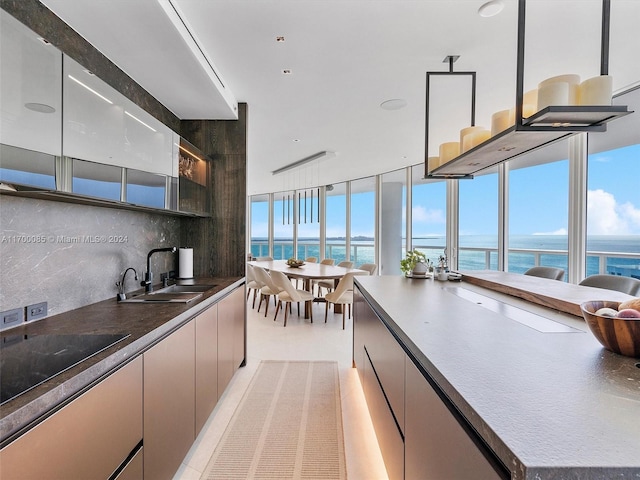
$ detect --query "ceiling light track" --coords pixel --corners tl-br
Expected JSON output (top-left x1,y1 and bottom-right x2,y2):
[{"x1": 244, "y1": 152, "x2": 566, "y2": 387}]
[{"x1": 271, "y1": 151, "x2": 335, "y2": 175}]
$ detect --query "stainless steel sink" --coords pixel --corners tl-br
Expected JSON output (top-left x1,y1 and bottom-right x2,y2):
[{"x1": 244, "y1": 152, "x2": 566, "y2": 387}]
[
  {"x1": 119, "y1": 284, "x2": 217, "y2": 303},
  {"x1": 154, "y1": 284, "x2": 213, "y2": 293}
]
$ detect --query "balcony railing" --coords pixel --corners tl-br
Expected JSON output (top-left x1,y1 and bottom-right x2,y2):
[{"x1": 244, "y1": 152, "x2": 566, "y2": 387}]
[{"x1": 251, "y1": 240, "x2": 639, "y2": 279}]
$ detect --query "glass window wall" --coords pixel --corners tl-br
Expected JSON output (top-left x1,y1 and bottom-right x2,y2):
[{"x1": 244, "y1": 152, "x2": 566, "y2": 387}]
[
  {"x1": 508, "y1": 142, "x2": 570, "y2": 276},
  {"x1": 411, "y1": 166, "x2": 446, "y2": 266},
  {"x1": 250, "y1": 194, "x2": 269, "y2": 259},
  {"x1": 350, "y1": 176, "x2": 376, "y2": 268},
  {"x1": 297, "y1": 188, "x2": 321, "y2": 261},
  {"x1": 325, "y1": 183, "x2": 347, "y2": 263},
  {"x1": 459, "y1": 171, "x2": 498, "y2": 270},
  {"x1": 587, "y1": 87, "x2": 640, "y2": 279},
  {"x1": 273, "y1": 190, "x2": 295, "y2": 260}
]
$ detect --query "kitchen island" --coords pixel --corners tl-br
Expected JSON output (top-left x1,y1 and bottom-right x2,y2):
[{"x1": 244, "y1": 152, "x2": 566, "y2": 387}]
[{"x1": 353, "y1": 274, "x2": 640, "y2": 480}]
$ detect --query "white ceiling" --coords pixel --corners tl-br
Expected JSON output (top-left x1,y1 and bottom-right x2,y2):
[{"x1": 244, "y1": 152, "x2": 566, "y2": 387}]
[{"x1": 39, "y1": 0, "x2": 640, "y2": 195}]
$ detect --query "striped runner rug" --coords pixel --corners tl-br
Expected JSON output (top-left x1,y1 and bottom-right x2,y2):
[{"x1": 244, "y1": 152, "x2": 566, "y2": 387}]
[{"x1": 200, "y1": 360, "x2": 347, "y2": 479}]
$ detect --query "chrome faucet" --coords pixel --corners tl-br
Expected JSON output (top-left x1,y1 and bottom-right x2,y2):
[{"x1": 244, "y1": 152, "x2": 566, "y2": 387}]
[
  {"x1": 141, "y1": 247, "x2": 177, "y2": 292},
  {"x1": 116, "y1": 267, "x2": 138, "y2": 301}
]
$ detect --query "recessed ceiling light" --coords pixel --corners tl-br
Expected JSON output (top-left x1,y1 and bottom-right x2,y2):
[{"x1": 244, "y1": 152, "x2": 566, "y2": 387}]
[
  {"x1": 380, "y1": 99, "x2": 407, "y2": 110},
  {"x1": 282, "y1": 69, "x2": 292, "y2": 75},
  {"x1": 276, "y1": 36, "x2": 285, "y2": 42},
  {"x1": 478, "y1": 0, "x2": 504, "y2": 18}
]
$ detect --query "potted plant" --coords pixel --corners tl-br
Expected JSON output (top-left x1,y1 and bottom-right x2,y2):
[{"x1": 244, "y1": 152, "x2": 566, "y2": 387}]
[{"x1": 400, "y1": 249, "x2": 429, "y2": 276}]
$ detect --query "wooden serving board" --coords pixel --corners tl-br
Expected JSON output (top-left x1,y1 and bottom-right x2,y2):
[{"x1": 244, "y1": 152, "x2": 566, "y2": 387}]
[{"x1": 459, "y1": 270, "x2": 635, "y2": 317}]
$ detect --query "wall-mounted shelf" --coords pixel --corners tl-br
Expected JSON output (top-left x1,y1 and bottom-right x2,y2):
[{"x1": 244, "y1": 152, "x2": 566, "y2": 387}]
[
  {"x1": 427, "y1": 105, "x2": 632, "y2": 178},
  {"x1": 0, "y1": 184, "x2": 208, "y2": 217}
]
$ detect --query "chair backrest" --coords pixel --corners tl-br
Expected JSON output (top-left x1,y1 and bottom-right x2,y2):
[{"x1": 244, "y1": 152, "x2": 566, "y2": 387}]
[
  {"x1": 255, "y1": 256, "x2": 273, "y2": 261},
  {"x1": 359, "y1": 263, "x2": 377, "y2": 275},
  {"x1": 320, "y1": 258, "x2": 335, "y2": 265},
  {"x1": 337, "y1": 261, "x2": 354, "y2": 268},
  {"x1": 330, "y1": 272, "x2": 357, "y2": 300},
  {"x1": 524, "y1": 266, "x2": 565, "y2": 281},
  {"x1": 246, "y1": 264, "x2": 256, "y2": 282},
  {"x1": 252, "y1": 266, "x2": 280, "y2": 293},
  {"x1": 305, "y1": 257, "x2": 318, "y2": 263},
  {"x1": 579, "y1": 274, "x2": 640, "y2": 296},
  {"x1": 269, "y1": 270, "x2": 304, "y2": 301}
]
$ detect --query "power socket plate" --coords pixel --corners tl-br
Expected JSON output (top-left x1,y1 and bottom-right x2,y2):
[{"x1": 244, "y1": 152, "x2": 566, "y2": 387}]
[
  {"x1": 1, "y1": 307, "x2": 24, "y2": 330},
  {"x1": 26, "y1": 302, "x2": 47, "y2": 322}
]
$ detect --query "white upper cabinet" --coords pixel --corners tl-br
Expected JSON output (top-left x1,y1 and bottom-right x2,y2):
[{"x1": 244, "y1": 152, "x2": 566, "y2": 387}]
[
  {"x1": 0, "y1": 10, "x2": 62, "y2": 157},
  {"x1": 63, "y1": 56, "x2": 175, "y2": 177}
]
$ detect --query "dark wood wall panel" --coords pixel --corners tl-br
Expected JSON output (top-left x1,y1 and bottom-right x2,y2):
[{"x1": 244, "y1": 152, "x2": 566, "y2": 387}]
[{"x1": 180, "y1": 104, "x2": 247, "y2": 278}]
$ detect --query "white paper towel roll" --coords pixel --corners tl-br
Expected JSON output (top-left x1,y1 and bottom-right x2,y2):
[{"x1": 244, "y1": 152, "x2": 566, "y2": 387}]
[{"x1": 179, "y1": 248, "x2": 194, "y2": 279}]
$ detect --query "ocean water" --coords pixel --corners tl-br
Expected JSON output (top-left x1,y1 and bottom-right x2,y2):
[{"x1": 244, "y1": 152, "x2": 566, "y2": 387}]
[{"x1": 251, "y1": 235, "x2": 639, "y2": 278}]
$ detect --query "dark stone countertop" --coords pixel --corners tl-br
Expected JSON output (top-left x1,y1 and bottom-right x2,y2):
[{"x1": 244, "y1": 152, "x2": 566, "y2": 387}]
[
  {"x1": 355, "y1": 275, "x2": 640, "y2": 480},
  {"x1": 0, "y1": 277, "x2": 244, "y2": 444}
]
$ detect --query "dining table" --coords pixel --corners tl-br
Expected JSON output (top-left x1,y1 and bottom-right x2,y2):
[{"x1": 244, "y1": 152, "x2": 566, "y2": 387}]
[{"x1": 248, "y1": 259, "x2": 368, "y2": 318}]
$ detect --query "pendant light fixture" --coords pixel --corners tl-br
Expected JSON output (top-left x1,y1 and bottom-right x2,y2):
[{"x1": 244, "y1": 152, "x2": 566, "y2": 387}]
[{"x1": 425, "y1": 0, "x2": 632, "y2": 179}]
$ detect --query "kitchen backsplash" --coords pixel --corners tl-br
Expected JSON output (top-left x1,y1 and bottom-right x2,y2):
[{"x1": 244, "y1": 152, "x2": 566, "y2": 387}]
[{"x1": 0, "y1": 196, "x2": 181, "y2": 317}]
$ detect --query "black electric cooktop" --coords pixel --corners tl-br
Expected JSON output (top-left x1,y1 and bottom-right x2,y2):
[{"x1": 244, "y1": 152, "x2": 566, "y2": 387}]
[{"x1": 0, "y1": 333, "x2": 129, "y2": 405}]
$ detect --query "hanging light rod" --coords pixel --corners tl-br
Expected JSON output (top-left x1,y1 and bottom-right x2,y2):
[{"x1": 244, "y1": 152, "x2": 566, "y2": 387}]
[{"x1": 271, "y1": 151, "x2": 336, "y2": 175}]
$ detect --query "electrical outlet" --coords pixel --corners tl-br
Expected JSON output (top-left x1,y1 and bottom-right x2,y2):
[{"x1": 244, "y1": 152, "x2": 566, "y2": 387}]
[
  {"x1": 1, "y1": 308, "x2": 24, "y2": 330},
  {"x1": 26, "y1": 302, "x2": 47, "y2": 322}
]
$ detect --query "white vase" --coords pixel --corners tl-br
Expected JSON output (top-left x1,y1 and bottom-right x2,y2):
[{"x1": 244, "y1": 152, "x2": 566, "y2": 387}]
[{"x1": 412, "y1": 262, "x2": 428, "y2": 277}]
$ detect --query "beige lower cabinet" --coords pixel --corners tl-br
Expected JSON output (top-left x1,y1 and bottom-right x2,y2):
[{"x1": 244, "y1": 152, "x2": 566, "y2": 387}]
[
  {"x1": 217, "y1": 287, "x2": 245, "y2": 398},
  {"x1": 196, "y1": 304, "x2": 218, "y2": 433},
  {"x1": 143, "y1": 321, "x2": 196, "y2": 480},
  {"x1": 0, "y1": 283, "x2": 246, "y2": 480},
  {"x1": 405, "y1": 358, "x2": 502, "y2": 479},
  {"x1": 0, "y1": 356, "x2": 143, "y2": 480}
]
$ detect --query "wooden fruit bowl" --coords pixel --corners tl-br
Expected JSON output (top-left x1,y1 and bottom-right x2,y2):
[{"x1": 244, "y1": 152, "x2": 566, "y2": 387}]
[
  {"x1": 580, "y1": 300, "x2": 640, "y2": 358},
  {"x1": 286, "y1": 259, "x2": 305, "y2": 268}
]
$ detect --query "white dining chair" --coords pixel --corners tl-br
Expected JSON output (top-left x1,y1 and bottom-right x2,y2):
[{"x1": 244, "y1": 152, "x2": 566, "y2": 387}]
[
  {"x1": 324, "y1": 272, "x2": 357, "y2": 329},
  {"x1": 253, "y1": 266, "x2": 282, "y2": 318},
  {"x1": 315, "y1": 260, "x2": 353, "y2": 296},
  {"x1": 358, "y1": 263, "x2": 377, "y2": 276},
  {"x1": 270, "y1": 270, "x2": 315, "y2": 326},
  {"x1": 246, "y1": 264, "x2": 262, "y2": 309}
]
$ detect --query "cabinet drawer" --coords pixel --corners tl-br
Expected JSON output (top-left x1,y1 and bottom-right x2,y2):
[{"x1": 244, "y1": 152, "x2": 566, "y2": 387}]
[
  {"x1": 405, "y1": 358, "x2": 503, "y2": 480},
  {"x1": 363, "y1": 351, "x2": 404, "y2": 480},
  {"x1": 0, "y1": 356, "x2": 143, "y2": 480},
  {"x1": 355, "y1": 288, "x2": 405, "y2": 433}
]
